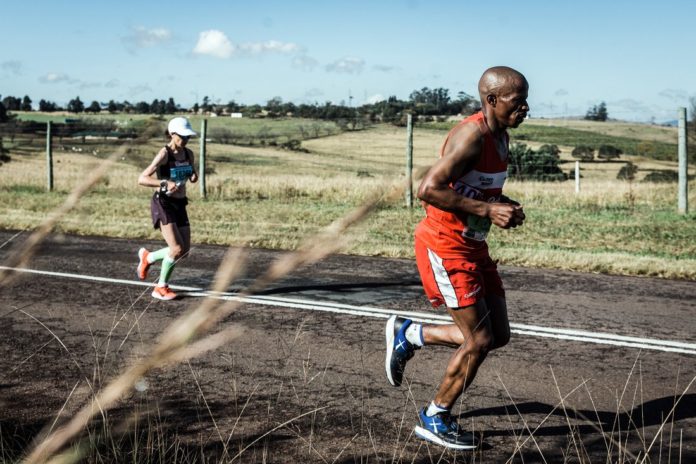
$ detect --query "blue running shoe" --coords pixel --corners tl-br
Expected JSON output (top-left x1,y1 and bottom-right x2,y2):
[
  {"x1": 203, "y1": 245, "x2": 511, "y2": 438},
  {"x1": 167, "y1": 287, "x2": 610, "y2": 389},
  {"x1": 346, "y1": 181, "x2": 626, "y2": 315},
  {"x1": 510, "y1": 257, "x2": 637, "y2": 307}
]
[
  {"x1": 385, "y1": 315, "x2": 419, "y2": 387},
  {"x1": 414, "y1": 408, "x2": 478, "y2": 450}
]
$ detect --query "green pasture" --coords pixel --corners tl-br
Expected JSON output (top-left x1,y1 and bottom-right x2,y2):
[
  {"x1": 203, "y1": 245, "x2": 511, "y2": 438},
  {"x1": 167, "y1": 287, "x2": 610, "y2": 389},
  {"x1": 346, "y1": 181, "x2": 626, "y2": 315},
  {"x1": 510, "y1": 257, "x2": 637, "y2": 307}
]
[
  {"x1": 420, "y1": 119, "x2": 691, "y2": 162},
  {"x1": 0, "y1": 117, "x2": 695, "y2": 279}
]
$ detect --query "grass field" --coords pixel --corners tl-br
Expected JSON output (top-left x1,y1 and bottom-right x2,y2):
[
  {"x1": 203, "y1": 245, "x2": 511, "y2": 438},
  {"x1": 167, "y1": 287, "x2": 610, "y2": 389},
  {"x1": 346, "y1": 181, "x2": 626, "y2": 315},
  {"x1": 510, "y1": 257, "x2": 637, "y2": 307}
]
[{"x1": 1, "y1": 117, "x2": 695, "y2": 279}]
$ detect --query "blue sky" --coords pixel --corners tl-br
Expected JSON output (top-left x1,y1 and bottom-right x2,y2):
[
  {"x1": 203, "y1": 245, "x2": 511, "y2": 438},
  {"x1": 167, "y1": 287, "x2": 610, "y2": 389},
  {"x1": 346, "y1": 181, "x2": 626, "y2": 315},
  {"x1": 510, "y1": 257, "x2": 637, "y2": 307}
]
[{"x1": 1, "y1": 0, "x2": 693, "y2": 122}]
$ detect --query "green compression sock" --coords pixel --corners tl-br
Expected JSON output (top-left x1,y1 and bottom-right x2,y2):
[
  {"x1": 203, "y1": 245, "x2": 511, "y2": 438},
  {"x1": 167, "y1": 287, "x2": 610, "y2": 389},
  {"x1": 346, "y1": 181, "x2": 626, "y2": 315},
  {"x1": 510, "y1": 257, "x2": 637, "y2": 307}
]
[
  {"x1": 148, "y1": 247, "x2": 170, "y2": 263},
  {"x1": 158, "y1": 255, "x2": 176, "y2": 286}
]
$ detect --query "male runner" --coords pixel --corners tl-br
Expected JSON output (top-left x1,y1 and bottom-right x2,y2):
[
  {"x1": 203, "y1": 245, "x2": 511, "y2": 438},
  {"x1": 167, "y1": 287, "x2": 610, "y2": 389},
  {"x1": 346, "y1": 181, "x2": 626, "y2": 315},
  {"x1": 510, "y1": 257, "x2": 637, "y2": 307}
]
[{"x1": 385, "y1": 66, "x2": 528, "y2": 449}]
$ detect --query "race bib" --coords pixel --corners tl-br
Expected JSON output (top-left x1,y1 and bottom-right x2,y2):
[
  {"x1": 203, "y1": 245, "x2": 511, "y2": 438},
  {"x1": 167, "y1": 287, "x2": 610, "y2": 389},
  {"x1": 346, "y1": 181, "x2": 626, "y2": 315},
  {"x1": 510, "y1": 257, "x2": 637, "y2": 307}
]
[
  {"x1": 463, "y1": 215, "x2": 491, "y2": 241},
  {"x1": 169, "y1": 165, "x2": 193, "y2": 183}
]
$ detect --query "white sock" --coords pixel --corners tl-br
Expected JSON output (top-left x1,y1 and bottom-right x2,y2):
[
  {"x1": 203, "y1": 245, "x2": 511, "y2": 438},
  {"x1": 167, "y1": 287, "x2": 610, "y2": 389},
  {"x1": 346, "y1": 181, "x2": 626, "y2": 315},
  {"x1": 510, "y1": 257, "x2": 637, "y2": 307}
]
[
  {"x1": 426, "y1": 401, "x2": 449, "y2": 417},
  {"x1": 405, "y1": 323, "x2": 424, "y2": 347}
]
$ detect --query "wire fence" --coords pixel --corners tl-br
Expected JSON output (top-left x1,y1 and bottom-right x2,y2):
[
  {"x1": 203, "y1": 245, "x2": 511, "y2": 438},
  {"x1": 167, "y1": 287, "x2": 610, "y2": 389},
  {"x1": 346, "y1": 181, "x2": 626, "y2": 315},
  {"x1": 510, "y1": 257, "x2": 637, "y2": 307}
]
[{"x1": 0, "y1": 116, "x2": 693, "y2": 193}]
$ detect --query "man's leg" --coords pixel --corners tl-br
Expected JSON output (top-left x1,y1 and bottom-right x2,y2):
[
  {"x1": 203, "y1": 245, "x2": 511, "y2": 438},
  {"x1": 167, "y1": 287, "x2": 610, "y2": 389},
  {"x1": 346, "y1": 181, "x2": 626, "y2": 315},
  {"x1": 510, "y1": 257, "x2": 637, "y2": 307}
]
[
  {"x1": 409, "y1": 300, "x2": 491, "y2": 449},
  {"x1": 485, "y1": 294, "x2": 510, "y2": 350},
  {"x1": 429, "y1": 299, "x2": 493, "y2": 408}
]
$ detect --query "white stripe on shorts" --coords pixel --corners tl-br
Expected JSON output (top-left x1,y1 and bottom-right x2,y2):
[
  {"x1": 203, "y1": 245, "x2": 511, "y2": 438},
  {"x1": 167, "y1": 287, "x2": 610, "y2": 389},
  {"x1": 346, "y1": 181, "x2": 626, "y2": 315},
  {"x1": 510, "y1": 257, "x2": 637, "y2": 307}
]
[{"x1": 427, "y1": 248, "x2": 459, "y2": 308}]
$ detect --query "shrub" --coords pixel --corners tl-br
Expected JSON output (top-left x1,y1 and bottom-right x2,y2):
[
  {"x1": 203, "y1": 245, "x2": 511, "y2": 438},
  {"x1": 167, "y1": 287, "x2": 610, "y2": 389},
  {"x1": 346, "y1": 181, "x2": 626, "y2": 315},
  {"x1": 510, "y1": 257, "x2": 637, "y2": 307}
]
[
  {"x1": 0, "y1": 137, "x2": 9, "y2": 165},
  {"x1": 617, "y1": 162, "x2": 638, "y2": 180},
  {"x1": 598, "y1": 144, "x2": 622, "y2": 161},
  {"x1": 572, "y1": 145, "x2": 595, "y2": 161},
  {"x1": 643, "y1": 170, "x2": 679, "y2": 183},
  {"x1": 537, "y1": 144, "x2": 561, "y2": 158},
  {"x1": 508, "y1": 143, "x2": 567, "y2": 181}
]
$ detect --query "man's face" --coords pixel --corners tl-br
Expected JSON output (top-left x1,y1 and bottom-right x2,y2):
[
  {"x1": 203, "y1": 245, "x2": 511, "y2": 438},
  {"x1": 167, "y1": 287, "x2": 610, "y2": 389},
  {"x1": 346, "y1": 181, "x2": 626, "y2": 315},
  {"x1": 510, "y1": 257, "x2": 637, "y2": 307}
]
[{"x1": 495, "y1": 83, "x2": 529, "y2": 128}]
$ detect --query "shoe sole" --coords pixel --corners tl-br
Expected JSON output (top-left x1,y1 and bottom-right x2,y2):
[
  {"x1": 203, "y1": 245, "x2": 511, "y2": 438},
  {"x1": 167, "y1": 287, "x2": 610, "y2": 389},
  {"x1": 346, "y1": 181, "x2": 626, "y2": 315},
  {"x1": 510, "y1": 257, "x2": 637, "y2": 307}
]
[
  {"x1": 137, "y1": 248, "x2": 148, "y2": 281},
  {"x1": 414, "y1": 425, "x2": 478, "y2": 450},
  {"x1": 151, "y1": 290, "x2": 176, "y2": 301},
  {"x1": 385, "y1": 315, "x2": 397, "y2": 386}
]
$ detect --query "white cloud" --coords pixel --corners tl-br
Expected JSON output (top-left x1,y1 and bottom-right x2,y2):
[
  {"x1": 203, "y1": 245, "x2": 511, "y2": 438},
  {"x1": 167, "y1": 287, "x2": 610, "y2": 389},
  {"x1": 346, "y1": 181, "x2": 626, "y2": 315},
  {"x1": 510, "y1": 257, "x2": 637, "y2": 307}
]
[
  {"x1": 122, "y1": 26, "x2": 172, "y2": 51},
  {"x1": 39, "y1": 73, "x2": 77, "y2": 84},
  {"x1": 105, "y1": 79, "x2": 119, "y2": 88},
  {"x1": 658, "y1": 88, "x2": 688, "y2": 102},
  {"x1": 554, "y1": 88, "x2": 568, "y2": 97},
  {"x1": 365, "y1": 94, "x2": 386, "y2": 104},
  {"x1": 79, "y1": 81, "x2": 102, "y2": 90},
  {"x1": 193, "y1": 30, "x2": 299, "y2": 59},
  {"x1": 193, "y1": 30, "x2": 235, "y2": 58},
  {"x1": 303, "y1": 88, "x2": 324, "y2": 100},
  {"x1": 292, "y1": 53, "x2": 318, "y2": 71},
  {"x1": 1, "y1": 60, "x2": 22, "y2": 75},
  {"x1": 239, "y1": 40, "x2": 298, "y2": 54},
  {"x1": 129, "y1": 84, "x2": 153, "y2": 97},
  {"x1": 325, "y1": 57, "x2": 365, "y2": 74},
  {"x1": 372, "y1": 64, "x2": 396, "y2": 73}
]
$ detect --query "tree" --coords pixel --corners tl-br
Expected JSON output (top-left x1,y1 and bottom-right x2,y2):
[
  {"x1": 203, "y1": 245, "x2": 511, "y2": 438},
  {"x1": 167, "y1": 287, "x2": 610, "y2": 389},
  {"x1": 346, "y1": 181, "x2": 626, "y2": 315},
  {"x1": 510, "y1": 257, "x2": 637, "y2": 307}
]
[
  {"x1": 690, "y1": 96, "x2": 696, "y2": 125},
  {"x1": 266, "y1": 96, "x2": 283, "y2": 117},
  {"x1": 201, "y1": 96, "x2": 211, "y2": 112},
  {"x1": 2, "y1": 96, "x2": 21, "y2": 111},
  {"x1": 86, "y1": 101, "x2": 101, "y2": 113},
  {"x1": 150, "y1": 99, "x2": 165, "y2": 115},
  {"x1": 135, "y1": 101, "x2": 150, "y2": 114},
  {"x1": 585, "y1": 101, "x2": 608, "y2": 121},
  {"x1": 67, "y1": 96, "x2": 85, "y2": 113},
  {"x1": 0, "y1": 98, "x2": 7, "y2": 122},
  {"x1": 572, "y1": 145, "x2": 595, "y2": 161},
  {"x1": 107, "y1": 100, "x2": 118, "y2": 113},
  {"x1": 598, "y1": 144, "x2": 622, "y2": 161},
  {"x1": 165, "y1": 97, "x2": 177, "y2": 114},
  {"x1": 39, "y1": 99, "x2": 58, "y2": 112},
  {"x1": 21, "y1": 95, "x2": 32, "y2": 111},
  {"x1": 225, "y1": 100, "x2": 240, "y2": 114}
]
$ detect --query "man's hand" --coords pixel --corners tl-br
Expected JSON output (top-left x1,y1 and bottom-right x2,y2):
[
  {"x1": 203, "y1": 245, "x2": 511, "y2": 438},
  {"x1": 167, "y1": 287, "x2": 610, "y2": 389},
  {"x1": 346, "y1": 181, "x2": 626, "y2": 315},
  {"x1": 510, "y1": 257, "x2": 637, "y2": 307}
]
[{"x1": 488, "y1": 203, "x2": 525, "y2": 229}]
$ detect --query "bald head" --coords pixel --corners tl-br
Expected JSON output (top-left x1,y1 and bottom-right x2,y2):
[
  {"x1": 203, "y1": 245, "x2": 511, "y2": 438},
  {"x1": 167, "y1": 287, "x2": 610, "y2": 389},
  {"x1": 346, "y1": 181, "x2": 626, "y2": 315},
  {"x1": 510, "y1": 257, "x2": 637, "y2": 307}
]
[{"x1": 478, "y1": 66, "x2": 528, "y2": 105}]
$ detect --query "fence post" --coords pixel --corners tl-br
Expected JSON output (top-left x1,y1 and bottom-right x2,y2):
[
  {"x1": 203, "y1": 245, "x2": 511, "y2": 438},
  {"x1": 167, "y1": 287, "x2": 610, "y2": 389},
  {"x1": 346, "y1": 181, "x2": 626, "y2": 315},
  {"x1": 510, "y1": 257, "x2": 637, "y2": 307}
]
[
  {"x1": 575, "y1": 160, "x2": 580, "y2": 194},
  {"x1": 46, "y1": 121, "x2": 53, "y2": 192},
  {"x1": 405, "y1": 113, "x2": 413, "y2": 208},
  {"x1": 678, "y1": 107, "x2": 688, "y2": 214},
  {"x1": 199, "y1": 119, "x2": 207, "y2": 199}
]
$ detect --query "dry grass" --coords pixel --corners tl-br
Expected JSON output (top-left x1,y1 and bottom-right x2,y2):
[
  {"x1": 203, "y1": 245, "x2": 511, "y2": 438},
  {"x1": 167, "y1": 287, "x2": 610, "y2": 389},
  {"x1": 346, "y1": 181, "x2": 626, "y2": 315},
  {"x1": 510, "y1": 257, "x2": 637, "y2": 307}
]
[
  {"x1": 5, "y1": 145, "x2": 415, "y2": 462},
  {"x1": 523, "y1": 118, "x2": 678, "y2": 144},
  {"x1": 1, "y1": 125, "x2": 695, "y2": 280}
]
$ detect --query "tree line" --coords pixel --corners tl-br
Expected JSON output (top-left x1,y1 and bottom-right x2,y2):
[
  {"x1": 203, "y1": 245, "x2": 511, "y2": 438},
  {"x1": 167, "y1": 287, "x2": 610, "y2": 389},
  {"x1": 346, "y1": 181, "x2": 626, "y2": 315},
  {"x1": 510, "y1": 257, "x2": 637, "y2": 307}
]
[{"x1": 0, "y1": 88, "x2": 480, "y2": 123}]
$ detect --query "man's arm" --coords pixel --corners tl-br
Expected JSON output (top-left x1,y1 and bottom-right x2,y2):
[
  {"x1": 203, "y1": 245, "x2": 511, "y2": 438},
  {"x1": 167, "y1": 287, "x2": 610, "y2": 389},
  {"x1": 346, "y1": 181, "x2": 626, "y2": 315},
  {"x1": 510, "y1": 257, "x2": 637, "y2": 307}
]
[{"x1": 417, "y1": 123, "x2": 523, "y2": 229}]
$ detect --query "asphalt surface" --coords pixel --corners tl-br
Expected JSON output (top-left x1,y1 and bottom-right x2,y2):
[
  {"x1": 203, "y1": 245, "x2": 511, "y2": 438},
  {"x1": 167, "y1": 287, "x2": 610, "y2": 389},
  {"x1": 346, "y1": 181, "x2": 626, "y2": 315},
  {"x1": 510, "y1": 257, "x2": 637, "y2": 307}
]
[{"x1": 1, "y1": 230, "x2": 694, "y2": 463}]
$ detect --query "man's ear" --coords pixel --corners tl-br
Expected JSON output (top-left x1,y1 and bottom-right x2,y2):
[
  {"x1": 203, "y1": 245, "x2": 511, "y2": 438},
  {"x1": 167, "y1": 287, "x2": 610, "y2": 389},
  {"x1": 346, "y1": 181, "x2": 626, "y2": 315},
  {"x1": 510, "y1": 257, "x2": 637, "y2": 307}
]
[{"x1": 486, "y1": 94, "x2": 497, "y2": 107}]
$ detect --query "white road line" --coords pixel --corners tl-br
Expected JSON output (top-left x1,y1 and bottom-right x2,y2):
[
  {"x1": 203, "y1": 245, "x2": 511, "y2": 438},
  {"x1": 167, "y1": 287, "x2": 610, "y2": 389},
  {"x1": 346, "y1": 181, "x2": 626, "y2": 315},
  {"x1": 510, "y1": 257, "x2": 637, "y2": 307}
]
[{"x1": 2, "y1": 265, "x2": 695, "y2": 355}]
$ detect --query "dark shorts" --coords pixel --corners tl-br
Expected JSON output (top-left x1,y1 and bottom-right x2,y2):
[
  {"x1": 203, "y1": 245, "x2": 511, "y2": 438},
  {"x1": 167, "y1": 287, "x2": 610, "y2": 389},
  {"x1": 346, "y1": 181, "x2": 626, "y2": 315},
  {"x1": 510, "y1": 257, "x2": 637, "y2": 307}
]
[{"x1": 150, "y1": 192, "x2": 189, "y2": 229}]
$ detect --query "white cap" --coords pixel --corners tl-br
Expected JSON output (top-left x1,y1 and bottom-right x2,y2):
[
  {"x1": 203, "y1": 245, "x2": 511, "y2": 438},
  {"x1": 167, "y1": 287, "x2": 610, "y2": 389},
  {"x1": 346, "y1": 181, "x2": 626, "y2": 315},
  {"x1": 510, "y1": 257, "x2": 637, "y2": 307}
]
[{"x1": 167, "y1": 117, "x2": 197, "y2": 137}]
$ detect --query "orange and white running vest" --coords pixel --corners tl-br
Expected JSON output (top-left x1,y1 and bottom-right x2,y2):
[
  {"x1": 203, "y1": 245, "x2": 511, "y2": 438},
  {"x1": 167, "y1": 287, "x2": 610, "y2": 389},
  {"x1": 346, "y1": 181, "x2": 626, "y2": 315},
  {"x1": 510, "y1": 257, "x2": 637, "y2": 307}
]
[{"x1": 415, "y1": 112, "x2": 509, "y2": 258}]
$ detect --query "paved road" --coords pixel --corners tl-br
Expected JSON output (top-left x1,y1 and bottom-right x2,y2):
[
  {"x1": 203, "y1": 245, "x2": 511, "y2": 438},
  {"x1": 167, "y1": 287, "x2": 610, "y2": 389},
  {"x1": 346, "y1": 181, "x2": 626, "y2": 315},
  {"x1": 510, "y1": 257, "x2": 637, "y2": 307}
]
[{"x1": 1, "y1": 231, "x2": 694, "y2": 463}]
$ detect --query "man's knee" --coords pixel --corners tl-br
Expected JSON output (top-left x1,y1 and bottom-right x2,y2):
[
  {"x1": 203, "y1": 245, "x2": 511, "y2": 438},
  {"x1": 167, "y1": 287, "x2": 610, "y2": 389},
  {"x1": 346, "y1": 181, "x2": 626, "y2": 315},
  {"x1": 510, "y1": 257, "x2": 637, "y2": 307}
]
[
  {"x1": 492, "y1": 328, "x2": 511, "y2": 350},
  {"x1": 448, "y1": 335, "x2": 492, "y2": 375}
]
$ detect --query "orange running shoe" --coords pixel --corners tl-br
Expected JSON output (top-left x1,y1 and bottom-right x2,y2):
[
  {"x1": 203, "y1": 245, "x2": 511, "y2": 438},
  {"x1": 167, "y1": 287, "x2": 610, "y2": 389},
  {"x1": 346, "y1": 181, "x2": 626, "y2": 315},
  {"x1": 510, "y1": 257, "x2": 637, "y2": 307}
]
[
  {"x1": 137, "y1": 248, "x2": 151, "y2": 280},
  {"x1": 152, "y1": 285, "x2": 177, "y2": 301}
]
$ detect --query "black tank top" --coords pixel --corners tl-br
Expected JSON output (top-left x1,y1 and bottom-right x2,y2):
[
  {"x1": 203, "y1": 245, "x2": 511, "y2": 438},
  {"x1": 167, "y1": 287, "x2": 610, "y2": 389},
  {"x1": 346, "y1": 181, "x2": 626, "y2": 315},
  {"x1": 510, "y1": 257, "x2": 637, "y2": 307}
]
[{"x1": 156, "y1": 146, "x2": 193, "y2": 181}]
